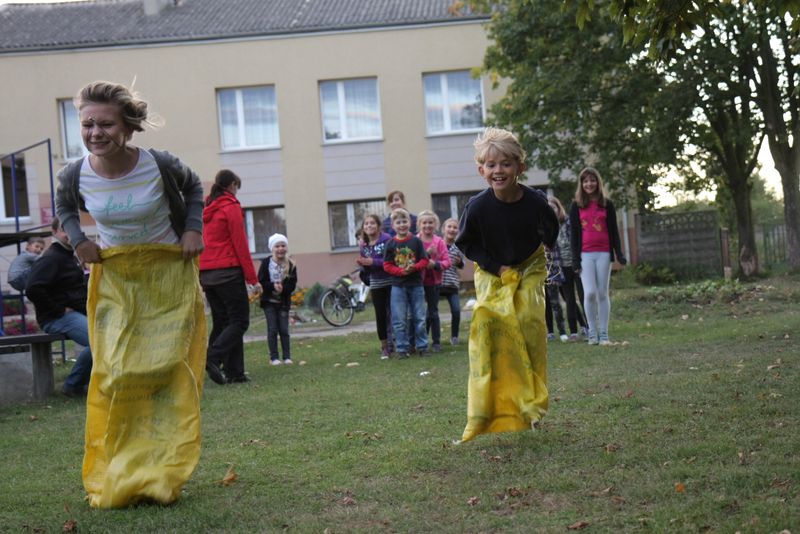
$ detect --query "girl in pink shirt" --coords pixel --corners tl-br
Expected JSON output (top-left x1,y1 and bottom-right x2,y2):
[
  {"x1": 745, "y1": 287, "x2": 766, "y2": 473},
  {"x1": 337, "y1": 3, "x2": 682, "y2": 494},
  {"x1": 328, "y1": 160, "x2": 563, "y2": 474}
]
[
  {"x1": 568, "y1": 167, "x2": 627, "y2": 345},
  {"x1": 417, "y1": 210, "x2": 451, "y2": 352}
]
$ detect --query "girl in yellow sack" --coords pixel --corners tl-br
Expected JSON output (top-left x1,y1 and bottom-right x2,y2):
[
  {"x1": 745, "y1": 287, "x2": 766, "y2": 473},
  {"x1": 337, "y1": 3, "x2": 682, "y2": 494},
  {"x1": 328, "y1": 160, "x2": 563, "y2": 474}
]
[
  {"x1": 56, "y1": 81, "x2": 207, "y2": 507},
  {"x1": 455, "y1": 127, "x2": 560, "y2": 443}
]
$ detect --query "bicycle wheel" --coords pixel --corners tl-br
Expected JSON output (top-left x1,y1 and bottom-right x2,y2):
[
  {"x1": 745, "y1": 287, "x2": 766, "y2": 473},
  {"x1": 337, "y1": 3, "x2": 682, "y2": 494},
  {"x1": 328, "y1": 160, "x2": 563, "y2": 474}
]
[{"x1": 319, "y1": 289, "x2": 355, "y2": 327}]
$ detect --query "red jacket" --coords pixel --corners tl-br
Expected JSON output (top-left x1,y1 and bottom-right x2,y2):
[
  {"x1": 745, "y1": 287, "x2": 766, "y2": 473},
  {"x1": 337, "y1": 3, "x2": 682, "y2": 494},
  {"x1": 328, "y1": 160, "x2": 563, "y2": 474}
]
[{"x1": 199, "y1": 192, "x2": 257, "y2": 285}]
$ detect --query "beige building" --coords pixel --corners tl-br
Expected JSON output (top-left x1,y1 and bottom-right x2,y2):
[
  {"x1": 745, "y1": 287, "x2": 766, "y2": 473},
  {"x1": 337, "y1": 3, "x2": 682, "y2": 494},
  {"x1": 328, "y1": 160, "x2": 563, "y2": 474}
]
[{"x1": 0, "y1": 0, "x2": 549, "y2": 288}]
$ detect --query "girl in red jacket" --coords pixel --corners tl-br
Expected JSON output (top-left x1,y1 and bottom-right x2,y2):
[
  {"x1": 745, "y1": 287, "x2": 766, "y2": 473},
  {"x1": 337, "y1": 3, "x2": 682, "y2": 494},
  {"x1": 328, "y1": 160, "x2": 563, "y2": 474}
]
[{"x1": 199, "y1": 170, "x2": 261, "y2": 384}]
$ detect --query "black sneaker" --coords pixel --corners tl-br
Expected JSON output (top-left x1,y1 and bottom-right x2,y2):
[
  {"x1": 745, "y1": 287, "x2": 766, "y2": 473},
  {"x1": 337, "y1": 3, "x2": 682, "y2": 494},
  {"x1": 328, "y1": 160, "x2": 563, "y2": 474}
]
[
  {"x1": 418, "y1": 348, "x2": 430, "y2": 357},
  {"x1": 227, "y1": 375, "x2": 251, "y2": 384},
  {"x1": 61, "y1": 385, "x2": 87, "y2": 398},
  {"x1": 205, "y1": 361, "x2": 226, "y2": 385},
  {"x1": 396, "y1": 352, "x2": 409, "y2": 359},
  {"x1": 431, "y1": 344, "x2": 442, "y2": 353}
]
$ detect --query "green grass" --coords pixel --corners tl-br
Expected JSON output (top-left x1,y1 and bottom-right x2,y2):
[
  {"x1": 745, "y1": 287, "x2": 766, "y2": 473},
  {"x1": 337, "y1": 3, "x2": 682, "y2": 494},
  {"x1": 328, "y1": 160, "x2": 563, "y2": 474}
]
[{"x1": 1, "y1": 274, "x2": 798, "y2": 533}]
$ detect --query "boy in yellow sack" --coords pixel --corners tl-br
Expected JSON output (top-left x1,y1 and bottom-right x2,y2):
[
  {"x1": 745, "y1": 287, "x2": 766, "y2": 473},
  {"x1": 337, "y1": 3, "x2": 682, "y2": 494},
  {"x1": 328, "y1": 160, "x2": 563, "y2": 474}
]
[{"x1": 455, "y1": 127, "x2": 559, "y2": 443}]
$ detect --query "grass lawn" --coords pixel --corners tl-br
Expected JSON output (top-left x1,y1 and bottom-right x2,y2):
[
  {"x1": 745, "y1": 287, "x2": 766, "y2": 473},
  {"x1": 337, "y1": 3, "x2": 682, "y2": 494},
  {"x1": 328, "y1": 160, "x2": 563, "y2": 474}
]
[{"x1": 1, "y1": 273, "x2": 798, "y2": 533}]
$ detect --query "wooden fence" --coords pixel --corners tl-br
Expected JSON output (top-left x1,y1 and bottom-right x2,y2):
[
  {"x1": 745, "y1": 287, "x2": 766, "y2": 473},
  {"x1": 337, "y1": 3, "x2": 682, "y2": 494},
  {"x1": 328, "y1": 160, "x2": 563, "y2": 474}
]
[{"x1": 635, "y1": 210, "x2": 723, "y2": 278}]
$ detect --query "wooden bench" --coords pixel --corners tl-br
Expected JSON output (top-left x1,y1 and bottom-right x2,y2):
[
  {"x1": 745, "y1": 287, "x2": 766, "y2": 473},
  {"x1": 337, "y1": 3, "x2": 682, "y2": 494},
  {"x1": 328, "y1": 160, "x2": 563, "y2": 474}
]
[{"x1": 0, "y1": 333, "x2": 67, "y2": 400}]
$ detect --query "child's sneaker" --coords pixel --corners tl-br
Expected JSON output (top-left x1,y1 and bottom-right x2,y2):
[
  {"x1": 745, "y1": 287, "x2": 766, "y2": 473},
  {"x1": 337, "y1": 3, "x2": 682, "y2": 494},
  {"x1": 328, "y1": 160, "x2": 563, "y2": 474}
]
[
  {"x1": 450, "y1": 337, "x2": 459, "y2": 346},
  {"x1": 381, "y1": 346, "x2": 391, "y2": 360},
  {"x1": 581, "y1": 327, "x2": 590, "y2": 338},
  {"x1": 546, "y1": 333, "x2": 555, "y2": 341},
  {"x1": 598, "y1": 340, "x2": 612, "y2": 346},
  {"x1": 270, "y1": 359, "x2": 282, "y2": 366},
  {"x1": 396, "y1": 352, "x2": 409, "y2": 359},
  {"x1": 559, "y1": 334, "x2": 568, "y2": 342},
  {"x1": 598, "y1": 333, "x2": 610, "y2": 346},
  {"x1": 283, "y1": 358, "x2": 294, "y2": 364},
  {"x1": 418, "y1": 348, "x2": 430, "y2": 357},
  {"x1": 569, "y1": 333, "x2": 579, "y2": 341},
  {"x1": 431, "y1": 344, "x2": 441, "y2": 353}
]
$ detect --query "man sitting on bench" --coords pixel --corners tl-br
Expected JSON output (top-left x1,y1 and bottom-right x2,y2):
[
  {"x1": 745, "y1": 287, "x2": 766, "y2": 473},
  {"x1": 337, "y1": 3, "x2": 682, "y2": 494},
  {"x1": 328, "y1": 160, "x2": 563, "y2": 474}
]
[{"x1": 26, "y1": 217, "x2": 92, "y2": 397}]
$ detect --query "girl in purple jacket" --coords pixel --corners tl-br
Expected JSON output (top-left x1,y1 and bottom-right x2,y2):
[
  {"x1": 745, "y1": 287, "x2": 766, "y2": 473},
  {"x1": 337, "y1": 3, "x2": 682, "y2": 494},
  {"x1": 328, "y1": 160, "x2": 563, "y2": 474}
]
[{"x1": 356, "y1": 214, "x2": 394, "y2": 359}]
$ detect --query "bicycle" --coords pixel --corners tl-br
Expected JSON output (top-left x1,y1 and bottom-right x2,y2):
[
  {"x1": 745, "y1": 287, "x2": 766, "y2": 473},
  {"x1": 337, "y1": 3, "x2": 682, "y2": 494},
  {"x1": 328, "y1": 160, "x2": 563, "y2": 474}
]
[{"x1": 319, "y1": 269, "x2": 370, "y2": 327}]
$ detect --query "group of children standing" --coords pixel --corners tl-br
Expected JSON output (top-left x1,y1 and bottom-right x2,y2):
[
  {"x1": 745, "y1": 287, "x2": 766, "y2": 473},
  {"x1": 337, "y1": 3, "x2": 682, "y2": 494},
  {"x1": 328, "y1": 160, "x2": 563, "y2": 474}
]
[{"x1": 358, "y1": 192, "x2": 466, "y2": 360}]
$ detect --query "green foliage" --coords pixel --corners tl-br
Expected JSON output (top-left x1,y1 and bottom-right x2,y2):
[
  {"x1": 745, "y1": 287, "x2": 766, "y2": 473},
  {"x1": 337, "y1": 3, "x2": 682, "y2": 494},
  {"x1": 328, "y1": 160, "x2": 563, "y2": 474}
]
[
  {"x1": 633, "y1": 262, "x2": 677, "y2": 285},
  {"x1": 648, "y1": 278, "x2": 745, "y2": 304},
  {"x1": 303, "y1": 282, "x2": 326, "y2": 311}
]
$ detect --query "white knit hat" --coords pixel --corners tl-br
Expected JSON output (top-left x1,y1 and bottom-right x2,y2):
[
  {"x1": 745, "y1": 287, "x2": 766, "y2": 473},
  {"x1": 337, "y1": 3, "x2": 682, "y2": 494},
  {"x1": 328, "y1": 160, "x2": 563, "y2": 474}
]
[{"x1": 268, "y1": 233, "x2": 288, "y2": 251}]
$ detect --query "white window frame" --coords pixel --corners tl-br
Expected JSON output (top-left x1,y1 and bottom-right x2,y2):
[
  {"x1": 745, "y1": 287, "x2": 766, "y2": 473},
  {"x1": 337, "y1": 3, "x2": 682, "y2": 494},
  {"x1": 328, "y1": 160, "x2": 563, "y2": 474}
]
[
  {"x1": 216, "y1": 86, "x2": 280, "y2": 152},
  {"x1": 0, "y1": 154, "x2": 31, "y2": 222},
  {"x1": 319, "y1": 78, "x2": 383, "y2": 144},
  {"x1": 423, "y1": 70, "x2": 485, "y2": 136},
  {"x1": 328, "y1": 198, "x2": 385, "y2": 249},
  {"x1": 59, "y1": 98, "x2": 88, "y2": 161},
  {"x1": 244, "y1": 206, "x2": 287, "y2": 256}
]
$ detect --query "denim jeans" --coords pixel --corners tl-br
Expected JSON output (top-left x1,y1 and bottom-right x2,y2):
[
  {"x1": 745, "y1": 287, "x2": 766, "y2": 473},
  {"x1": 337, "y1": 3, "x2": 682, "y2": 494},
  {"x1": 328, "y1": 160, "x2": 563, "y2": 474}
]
[
  {"x1": 263, "y1": 304, "x2": 291, "y2": 360},
  {"x1": 42, "y1": 311, "x2": 92, "y2": 391},
  {"x1": 204, "y1": 275, "x2": 250, "y2": 379},
  {"x1": 424, "y1": 285, "x2": 441, "y2": 346},
  {"x1": 442, "y1": 291, "x2": 460, "y2": 339},
  {"x1": 391, "y1": 285, "x2": 427, "y2": 353}
]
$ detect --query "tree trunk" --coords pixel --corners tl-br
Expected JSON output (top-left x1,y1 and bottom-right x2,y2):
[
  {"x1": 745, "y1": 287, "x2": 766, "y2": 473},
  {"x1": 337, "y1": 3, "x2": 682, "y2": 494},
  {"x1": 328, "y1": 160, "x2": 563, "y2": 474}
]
[
  {"x1": 729, "y1": 181, "x2": 759, "y2": 277},
  {"x1": 766, "y1": 140, "x2": 800, "y2": 271}
]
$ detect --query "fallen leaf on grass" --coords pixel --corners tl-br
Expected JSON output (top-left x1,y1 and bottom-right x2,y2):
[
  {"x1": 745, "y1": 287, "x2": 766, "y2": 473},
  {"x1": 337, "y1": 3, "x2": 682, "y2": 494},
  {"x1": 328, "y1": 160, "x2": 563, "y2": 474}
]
[
  {"x1": 62, "y1": 520, "x2": 77, "y2": 532},
  {"x1": 767, "y1": 364, "x2": 780, "y2": 371},
  {"x1": 589, "y1": 486, "x2": 614, "y2": 497},
  {"x1": 220, "y1": 465, "x2": 238, "y2": 486},
  {"x1": 604, "y1": 443, "x2": 621, "y2": 453},
  {"x1": 29, "y1": 415, "x2": 38, "y2": 422},
  {"x1": 340, "y1": 496, "x2": 356, "y2": 506},
  {"x1": 346, "y1": 362, "x2": 360, "y2": 367},
  {"x1": 681, "y1": 314, "x2": 689, "y2": 320},
  {"x1": 567, "y1": 520, "x2": 589, "y2": 530},
  {"x1": 624, "y1": 390, "x2": 635, "y2": 398},
  {"x1": 467, "y1": 496, "x2": 480, "y2": 506},
  {"x1": 674, "y1": 482, "x2": 686, "y2": 493},
  {"x1": 738, "y1": 451, "x2": 747, "y2": 465}
]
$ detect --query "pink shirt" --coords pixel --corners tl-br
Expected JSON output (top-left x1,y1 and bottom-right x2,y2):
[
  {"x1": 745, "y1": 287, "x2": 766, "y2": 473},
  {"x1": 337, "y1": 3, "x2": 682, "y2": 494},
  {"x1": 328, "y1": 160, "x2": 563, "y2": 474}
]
[
  {"x1": 417, "y1": 234, "x2": 451, "y2": 286},
  {"x1": 579, "y1": 201, "x2": 610, "y2": 253}
]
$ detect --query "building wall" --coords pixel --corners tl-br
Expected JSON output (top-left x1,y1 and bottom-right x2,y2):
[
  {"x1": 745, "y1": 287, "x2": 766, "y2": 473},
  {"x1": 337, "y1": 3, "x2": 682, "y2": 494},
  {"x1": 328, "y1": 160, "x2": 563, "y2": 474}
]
[{"x1": 0, "y1": 21, "x2": 545, "y2": 288}]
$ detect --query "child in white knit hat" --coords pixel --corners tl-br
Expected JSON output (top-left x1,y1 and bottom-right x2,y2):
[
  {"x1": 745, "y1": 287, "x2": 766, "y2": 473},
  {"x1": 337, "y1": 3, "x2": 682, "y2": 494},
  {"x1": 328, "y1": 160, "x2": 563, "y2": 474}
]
[{"x1": 257, "y1": 233, "x2": 297, "y2": 365}]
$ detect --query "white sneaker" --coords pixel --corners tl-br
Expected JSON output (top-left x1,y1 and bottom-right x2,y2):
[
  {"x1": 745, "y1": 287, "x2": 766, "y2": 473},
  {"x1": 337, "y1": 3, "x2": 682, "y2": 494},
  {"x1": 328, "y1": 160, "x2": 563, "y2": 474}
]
[
  {"x1": 270, "y1": 359, "x2": 282, "y2": 366},
  {"x1": 559, "y1": 334, "x2": 568, "y2": 342},
  {"x1": 283, "y1": 358, "x2": 293, "y2": 365},
  {"x1": 598, "y1": 340, "x2": 611, "y2": 346}
]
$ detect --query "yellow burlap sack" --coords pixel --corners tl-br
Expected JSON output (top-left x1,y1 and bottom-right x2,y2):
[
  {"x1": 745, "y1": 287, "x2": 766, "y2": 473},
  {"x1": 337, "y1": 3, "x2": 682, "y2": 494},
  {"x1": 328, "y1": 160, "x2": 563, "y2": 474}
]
[
  {"x1": 83, "y1": 244, "x2": 207, "y2": 508},
  {"x1": 461, "y1": 246, "x2": 549, "y2": 443}
]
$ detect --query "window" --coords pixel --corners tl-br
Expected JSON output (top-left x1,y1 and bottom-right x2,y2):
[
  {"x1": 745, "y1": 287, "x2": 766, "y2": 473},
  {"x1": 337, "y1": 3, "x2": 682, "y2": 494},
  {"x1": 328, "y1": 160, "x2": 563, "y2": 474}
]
[
  {"x1": 245, "y1": 206, "x2": 286, "y2": 254},
  {"x1": 1, "y1": 154, "x2": 30, "y2": 219},
  {"x1": 217, "y1": 86, "x2": 280, "y2": 150},
  {"x1": 319, "y1": 78, "x2": 382, "y2": 142},
  {"x1": 423, "y1": 71, "x2": 484, "y2": 134},
  {"x1": 432, "y1": 191, "x2": 480, "y2": 225},
  {"x1": 59, "y1": 99, "x2": 87, "y2": 160},
  {"x1": 328, "y1": 198, "x2": 385, "y2": 249}
]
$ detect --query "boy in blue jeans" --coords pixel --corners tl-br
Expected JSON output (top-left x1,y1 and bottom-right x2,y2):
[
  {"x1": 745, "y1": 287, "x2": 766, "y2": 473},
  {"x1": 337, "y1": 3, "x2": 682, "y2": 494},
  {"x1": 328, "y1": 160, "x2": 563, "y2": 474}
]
[{"x1": 383, "y1": 208, "x2": 429, "y2": 358}]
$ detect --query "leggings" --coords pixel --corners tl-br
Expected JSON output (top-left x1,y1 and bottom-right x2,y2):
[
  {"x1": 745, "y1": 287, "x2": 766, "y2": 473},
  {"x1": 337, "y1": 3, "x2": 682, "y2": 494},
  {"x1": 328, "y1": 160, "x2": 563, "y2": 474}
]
[
  {"x1": 580, "y1": 252, "x2": 612, "y2": 339},
  {"x1": 370, "y1": 285, "x2": 391, "y2": 342},
  {"x1": 545, "y1": 285, "x2": 566, "y2": 335},
  {"x1": 559, "y1": 266, "x2": 587, "y2": 334},
  {"x1": 440, "y1": 289, "x2": 460, "y2": 338},
  {"x1": 424, "y1": 285, "x2": 441, "y2": 346}
]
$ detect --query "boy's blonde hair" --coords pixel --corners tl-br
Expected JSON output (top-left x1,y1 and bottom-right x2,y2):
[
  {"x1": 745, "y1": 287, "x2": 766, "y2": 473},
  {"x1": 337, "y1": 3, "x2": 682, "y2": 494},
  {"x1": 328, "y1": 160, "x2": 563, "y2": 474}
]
[
  {"x1": 390, "y1": 208, "x2": 410, "y2": 222},
  {"x1": 416, "y1": 209, "x2": 440, "y2": 230},
  {"x1": 474, "y1": 127, "x2": 526, "y2": 165}
]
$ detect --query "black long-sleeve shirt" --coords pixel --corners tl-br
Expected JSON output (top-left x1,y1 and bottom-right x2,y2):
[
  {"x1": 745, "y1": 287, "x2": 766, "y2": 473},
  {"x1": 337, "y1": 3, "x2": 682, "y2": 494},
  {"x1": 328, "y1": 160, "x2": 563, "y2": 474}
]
[
  {"x1": 26, "y1": 241, "x2": 87, "y2": 327},
  {"x1": 455, "y1": 186, "x2": 559, "y2": 276}
]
